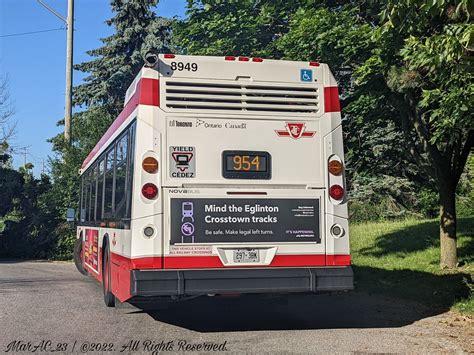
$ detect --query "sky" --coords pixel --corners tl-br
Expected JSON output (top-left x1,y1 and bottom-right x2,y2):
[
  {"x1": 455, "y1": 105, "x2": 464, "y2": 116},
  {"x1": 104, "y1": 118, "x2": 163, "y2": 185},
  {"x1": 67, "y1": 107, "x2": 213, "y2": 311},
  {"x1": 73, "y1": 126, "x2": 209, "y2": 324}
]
[{"x1": 0, "y1": 0, "x2": 187, "y2": 175}]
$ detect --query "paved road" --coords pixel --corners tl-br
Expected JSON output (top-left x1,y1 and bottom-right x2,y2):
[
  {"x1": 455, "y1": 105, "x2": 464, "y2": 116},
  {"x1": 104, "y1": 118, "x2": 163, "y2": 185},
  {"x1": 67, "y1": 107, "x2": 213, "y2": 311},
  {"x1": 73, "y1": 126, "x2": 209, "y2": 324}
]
[{"x1": 0, "y1": 261, "x2": 471, "y2": 354}]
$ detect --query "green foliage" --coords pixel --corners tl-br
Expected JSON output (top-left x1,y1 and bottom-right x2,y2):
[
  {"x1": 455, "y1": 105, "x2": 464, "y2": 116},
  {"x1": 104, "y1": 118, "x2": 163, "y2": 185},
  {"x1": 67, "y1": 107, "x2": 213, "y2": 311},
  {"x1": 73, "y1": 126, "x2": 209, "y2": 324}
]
[
  {"x1": 277, "y1": 5, "x2": 374, "y2": 86},
  {"x1": 52, "y1": 226, "x2": 76, "y2": 260},
  {"x1": 457, "y1": 153, "x2": 474, "y2": 217},
  {"x1": 174, "y1": 0, "x2": 309, "y2": 57},
  {"x1": 453, "y1": 277, "x2": 474, "y2": 314},
  {"x1": 417, "y1": 188, "x2": 440, "y2": 218},
  {"x1": 74, "y1": 0, "x2": 173, "y2": 117},
  {"x1": 50, "y1": 0, "x2": 174, "y2": 224},
  {"x1": 349, "y1": 174, "x2": 421, "y2": 222},
  {"x1": 0, "y1": 0, "x2": 174, "y2": 260},
  {"x1": 0, "y1": 166, "x2": 61, "y2": 259},
  {"x1": 3, "y1": 0, "x2": 471, "y2": 261},
  {"x1": 358, "y1": 0, "x2": 473, "y2": 173},
  {"x1": 48, "y1": 106, "x2": 114, "y2": 214},
  {"x1": 274, "y1": 2, "x2": 437, "y2": 218}
]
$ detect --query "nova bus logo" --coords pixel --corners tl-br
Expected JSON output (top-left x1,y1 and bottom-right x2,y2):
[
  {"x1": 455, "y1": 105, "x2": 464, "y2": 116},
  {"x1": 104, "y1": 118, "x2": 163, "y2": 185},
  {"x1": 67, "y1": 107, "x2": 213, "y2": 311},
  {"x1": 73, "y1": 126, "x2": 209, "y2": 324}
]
[{"x1": 275, "y1": 122, "x2": 316, "y2": 139}]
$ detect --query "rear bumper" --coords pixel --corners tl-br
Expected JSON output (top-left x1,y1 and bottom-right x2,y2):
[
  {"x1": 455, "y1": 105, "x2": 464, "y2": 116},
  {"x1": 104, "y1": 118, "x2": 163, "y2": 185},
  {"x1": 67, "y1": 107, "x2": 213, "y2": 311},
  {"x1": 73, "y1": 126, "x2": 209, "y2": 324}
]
[{"x1": 131, "y1": 267, "x2": 353, "y2": 297}]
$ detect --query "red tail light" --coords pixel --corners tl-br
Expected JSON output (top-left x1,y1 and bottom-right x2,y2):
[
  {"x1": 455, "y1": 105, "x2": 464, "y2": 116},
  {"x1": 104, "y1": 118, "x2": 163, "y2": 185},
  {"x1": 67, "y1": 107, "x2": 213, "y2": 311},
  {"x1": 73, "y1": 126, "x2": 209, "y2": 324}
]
[
  {"x1": 309, "y1": 61, "x2": 320, "y2": 66},
  {"x1": 164, "y1": 54, "x2": 175, "y2": 59},
  {"x1": 142, "y1": 183, "x2": 158, "y2": 199},
  {"x1": 252, "y1": 57, "x2": 263, "y2": 62},
  {"x1": 329, "y1": 185, "x2": 344, "y2": 200},
  {"x1": 324, "y1": 87, "x2": 341, "y2": 113},
  {"x1": 225, "y1": 56, "x2": 236, "y2": 61},
  {"x1": 238, "y1": 57, "x2": 250, "y2": 61}
]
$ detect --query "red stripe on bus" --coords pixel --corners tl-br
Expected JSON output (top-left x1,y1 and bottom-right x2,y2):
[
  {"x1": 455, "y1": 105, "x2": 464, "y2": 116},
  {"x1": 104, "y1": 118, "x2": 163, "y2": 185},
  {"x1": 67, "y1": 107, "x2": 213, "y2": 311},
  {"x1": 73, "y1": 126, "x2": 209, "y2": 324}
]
[
  {"x1": 111, "y1": 252, "x2": 163, "y2": 269},
  {"x1": 164, "y1": 256, "x2": 224, "y2": 269},
  {"x1": 270, "y1": 254, "x2": 326, "y2": 267},
  {"x1": 81, "y1": 78, "x2": 159, "y2": 169},
  {"x1": 108, "y1": 253, "x2": 350, "y2": 270},
  {"x1": 326, "y1": 254, "x2": 351, "y2": 266},
  {"x1": 109, "y1": 252, "x2": 163, "y2": 302},
  {"x1": 324, "y1": 86, "x2": 341, "y2": 113}
]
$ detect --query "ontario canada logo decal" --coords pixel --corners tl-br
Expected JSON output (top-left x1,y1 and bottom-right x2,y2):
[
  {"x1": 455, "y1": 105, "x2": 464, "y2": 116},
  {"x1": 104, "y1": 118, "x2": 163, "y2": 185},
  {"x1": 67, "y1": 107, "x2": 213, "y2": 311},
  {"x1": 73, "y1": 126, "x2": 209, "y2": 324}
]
[{"x1": 275, "y1": 122, "x2": 316, "y2": 139}]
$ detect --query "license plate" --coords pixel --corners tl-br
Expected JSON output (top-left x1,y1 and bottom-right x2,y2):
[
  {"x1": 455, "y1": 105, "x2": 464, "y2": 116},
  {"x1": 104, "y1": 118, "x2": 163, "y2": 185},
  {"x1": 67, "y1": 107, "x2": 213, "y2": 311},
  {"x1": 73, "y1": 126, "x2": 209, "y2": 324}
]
[{"x1": 233, "y1": 249, "x2": 259, "y2": 263}]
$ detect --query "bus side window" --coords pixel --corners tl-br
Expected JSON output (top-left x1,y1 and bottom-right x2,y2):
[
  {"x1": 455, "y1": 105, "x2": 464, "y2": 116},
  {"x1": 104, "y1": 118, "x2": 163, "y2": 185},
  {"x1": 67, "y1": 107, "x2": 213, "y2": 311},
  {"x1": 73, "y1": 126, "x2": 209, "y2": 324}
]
[
  {"x1": 125, "y1": 123, "x2": 136, "y2": 220},
  {"x1": 84, "y1": 171, "x2": 90, "y2": 222},
  {"x1": 103, "y1": 147, "x2": 115, "y2": 218},
  {"x1": 80, "y1": 175, "x2": 86, "y2": 222},
  {"x1": 89, "y1": 164, "x2": 98, "y2": 222},
  {"x1": 114, "y1": 133, "x2": 128, "y2": 220},
  {"x1": 96, "y1": 158, "x2": 105, "y2": 221}
]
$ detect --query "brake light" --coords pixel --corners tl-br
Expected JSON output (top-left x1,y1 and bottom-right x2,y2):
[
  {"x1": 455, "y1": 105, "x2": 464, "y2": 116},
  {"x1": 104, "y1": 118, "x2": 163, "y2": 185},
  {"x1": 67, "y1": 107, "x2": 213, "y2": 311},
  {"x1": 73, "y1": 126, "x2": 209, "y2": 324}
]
[
  {"x1": 225, "y1": 56, "x2": 236, "y2": 61},
  {"x1": 142, "y1": 183, "x2": 158, "y2": 199},
  {"x1": 238, "y1": 57, "x2": 250, "y2": 61},
  {"x1": 164, "y1": 54, "x2": 175, "y2": 59},
  {"x1": 329, "y1": 185, "x2": 344, "y2": 200},
  {"x1": 252, "y1": 57, "x2": 263, "y2": 62},
  {"x1": 328, "y1": 160, "x2": 343, "y2": 176},
  {"x1": 309, "y1": 61, "x2": 320, "y2": 66},
  {"x1": 142, "y1": 157, "x2": 159, "y2": 174}
]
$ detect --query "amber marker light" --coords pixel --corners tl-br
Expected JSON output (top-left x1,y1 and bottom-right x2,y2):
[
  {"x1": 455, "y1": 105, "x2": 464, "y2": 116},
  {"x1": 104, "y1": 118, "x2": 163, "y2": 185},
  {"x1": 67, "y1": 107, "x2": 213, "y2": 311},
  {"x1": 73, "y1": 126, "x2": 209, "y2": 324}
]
[
  {"x1": 328, "y1": 160, "x2": 343, "y2": 176},
  {"x1": 142, "y1": 157, "x2": 159, "y2": 174}
]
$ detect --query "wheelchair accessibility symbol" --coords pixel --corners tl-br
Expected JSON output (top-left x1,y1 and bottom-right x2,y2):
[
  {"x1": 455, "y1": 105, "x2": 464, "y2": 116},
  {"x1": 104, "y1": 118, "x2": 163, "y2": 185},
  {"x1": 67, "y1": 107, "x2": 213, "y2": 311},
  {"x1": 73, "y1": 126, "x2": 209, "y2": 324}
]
[{"x1": 300, "y1": 69, "x2": 313, "y2": 82}]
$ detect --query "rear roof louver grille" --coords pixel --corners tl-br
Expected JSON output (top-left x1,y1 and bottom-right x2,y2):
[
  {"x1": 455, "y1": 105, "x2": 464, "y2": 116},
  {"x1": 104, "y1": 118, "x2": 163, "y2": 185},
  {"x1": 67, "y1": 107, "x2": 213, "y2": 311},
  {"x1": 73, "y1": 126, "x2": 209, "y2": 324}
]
[{"x1": 164, "y1": 80, "x2": 319, "y2": 114}]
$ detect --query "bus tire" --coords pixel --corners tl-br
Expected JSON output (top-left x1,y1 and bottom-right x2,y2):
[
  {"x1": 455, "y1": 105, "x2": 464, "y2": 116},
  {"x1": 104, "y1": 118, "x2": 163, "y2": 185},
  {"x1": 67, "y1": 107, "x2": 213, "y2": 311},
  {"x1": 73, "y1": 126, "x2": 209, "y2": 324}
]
[
  {"x1": 73, "y1": 237, "x2": 88, "y2": 276},
  {"x1": 102, "y1": 242, "x2": 116, "y2": 307}
]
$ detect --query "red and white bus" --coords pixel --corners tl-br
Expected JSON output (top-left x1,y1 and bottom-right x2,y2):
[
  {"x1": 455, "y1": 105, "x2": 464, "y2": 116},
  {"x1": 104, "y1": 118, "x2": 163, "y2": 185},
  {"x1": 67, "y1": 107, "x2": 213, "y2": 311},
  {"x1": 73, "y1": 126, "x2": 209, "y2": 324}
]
[{"x1": 74, "y1": 54, "x2": 353, "y2": 307}]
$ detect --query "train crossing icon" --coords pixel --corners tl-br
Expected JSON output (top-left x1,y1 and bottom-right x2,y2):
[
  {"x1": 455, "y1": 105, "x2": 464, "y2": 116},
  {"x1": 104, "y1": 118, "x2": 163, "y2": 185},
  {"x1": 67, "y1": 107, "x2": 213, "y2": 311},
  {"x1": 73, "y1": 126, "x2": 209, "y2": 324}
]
[{"x1": 181, "y1": 202, "x2": 195, "y2": 243}]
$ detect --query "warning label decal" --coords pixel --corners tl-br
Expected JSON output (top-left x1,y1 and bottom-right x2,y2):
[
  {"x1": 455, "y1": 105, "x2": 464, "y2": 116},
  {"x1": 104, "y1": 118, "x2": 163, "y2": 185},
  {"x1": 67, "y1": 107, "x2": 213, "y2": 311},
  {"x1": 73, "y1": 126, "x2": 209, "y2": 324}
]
[{"x1": 169, "y1": 146, "x2": 195, "y2": 178}]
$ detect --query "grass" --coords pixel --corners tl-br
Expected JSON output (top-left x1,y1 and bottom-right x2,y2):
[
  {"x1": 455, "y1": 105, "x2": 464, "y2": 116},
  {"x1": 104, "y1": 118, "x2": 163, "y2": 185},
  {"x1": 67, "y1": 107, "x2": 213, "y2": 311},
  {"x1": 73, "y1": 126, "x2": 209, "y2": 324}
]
[{"x1": 350, "y1": 216, "x2": 474, "y2": 314}]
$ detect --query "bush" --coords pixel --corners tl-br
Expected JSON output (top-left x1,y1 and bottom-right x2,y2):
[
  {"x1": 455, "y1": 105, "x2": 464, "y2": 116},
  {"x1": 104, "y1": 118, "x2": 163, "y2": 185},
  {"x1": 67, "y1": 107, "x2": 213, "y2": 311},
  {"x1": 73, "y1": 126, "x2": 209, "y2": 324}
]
[
  {"x1": 52, "y1": 224, "x2": 76, "y2": 260},
  {"x1": 416, "y1": 188, "x2": 439, "y2": 218},
  {"x1": 348, "y1": 174, "x2": 419, "y2": 223}
]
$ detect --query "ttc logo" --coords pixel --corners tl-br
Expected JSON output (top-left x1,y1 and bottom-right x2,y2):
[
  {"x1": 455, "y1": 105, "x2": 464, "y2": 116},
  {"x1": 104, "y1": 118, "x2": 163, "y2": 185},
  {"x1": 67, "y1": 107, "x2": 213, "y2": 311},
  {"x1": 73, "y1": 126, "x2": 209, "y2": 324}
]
[{"x1": 275, "y1": 122, "x2": 316, "y2": 139}]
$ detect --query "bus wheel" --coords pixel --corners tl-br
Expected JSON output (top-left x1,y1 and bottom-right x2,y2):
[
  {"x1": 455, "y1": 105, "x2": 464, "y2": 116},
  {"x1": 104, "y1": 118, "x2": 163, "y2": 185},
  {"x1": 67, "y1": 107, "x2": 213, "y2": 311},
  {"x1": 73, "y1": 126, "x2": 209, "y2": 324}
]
[
  {"x1": 102, "y1": 243, "x2": 116, "y2": 307},
  {"x1": 73, "y1": 237, "x2": 88, "y2": 276}
]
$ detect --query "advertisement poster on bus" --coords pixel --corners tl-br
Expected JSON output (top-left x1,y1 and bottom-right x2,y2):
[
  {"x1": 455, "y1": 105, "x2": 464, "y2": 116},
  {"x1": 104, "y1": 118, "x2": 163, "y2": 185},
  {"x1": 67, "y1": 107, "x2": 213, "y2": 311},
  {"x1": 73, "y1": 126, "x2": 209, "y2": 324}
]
[
  {"x1": 170, "y1": 198, "x2": 320, "y2": 245},
  {"x1": 83, "y1": 229, "x2": 99, "y2": 272}
]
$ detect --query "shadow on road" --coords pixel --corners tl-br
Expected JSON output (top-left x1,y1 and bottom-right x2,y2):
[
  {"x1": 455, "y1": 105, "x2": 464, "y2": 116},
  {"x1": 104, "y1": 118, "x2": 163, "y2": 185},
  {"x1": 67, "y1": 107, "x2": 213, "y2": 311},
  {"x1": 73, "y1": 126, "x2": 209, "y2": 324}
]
[{"x1": 127, "y1": 267, "x2": 461, "y2": 332}]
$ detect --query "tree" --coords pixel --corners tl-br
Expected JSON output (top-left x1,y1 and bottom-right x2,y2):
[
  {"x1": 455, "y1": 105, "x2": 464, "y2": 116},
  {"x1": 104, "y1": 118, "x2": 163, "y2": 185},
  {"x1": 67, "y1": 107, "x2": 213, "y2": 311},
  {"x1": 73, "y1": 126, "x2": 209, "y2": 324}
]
[
  {"x1": 47, "y1": 0, "x2": 175, "y2": 257},
  {"x1": 52, "y1": 0, "x2": 175, "y2": 210},
  {"x1": 48, "y1": 107, "x2": 113, "y2": 214},
  {"x1": 279, "y1": 1, "x2": 473, "y2": 267},
  {"x1": 276, "y1": 4, "x2": 434, "y2": 220},
  {"x1": 355, "y1": 0, "x2": 474, "y2": 268},
  {"x1": 74, "y1": 0, "x2": 173, "y2": 117},
  {"x1": 176, "y1": 0, "x2": 473, "y2": 267},
  {"x1": 174, "y1": 0, "x2": 308, "y2": 57}
]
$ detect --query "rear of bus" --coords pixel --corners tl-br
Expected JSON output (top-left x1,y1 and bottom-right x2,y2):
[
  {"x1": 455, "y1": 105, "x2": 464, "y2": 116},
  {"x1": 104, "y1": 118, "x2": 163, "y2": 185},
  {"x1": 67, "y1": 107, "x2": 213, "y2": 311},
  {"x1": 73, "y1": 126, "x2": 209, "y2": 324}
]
[{"x1": 128, "y1": 54, "x2": 352, "y2": 299}]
